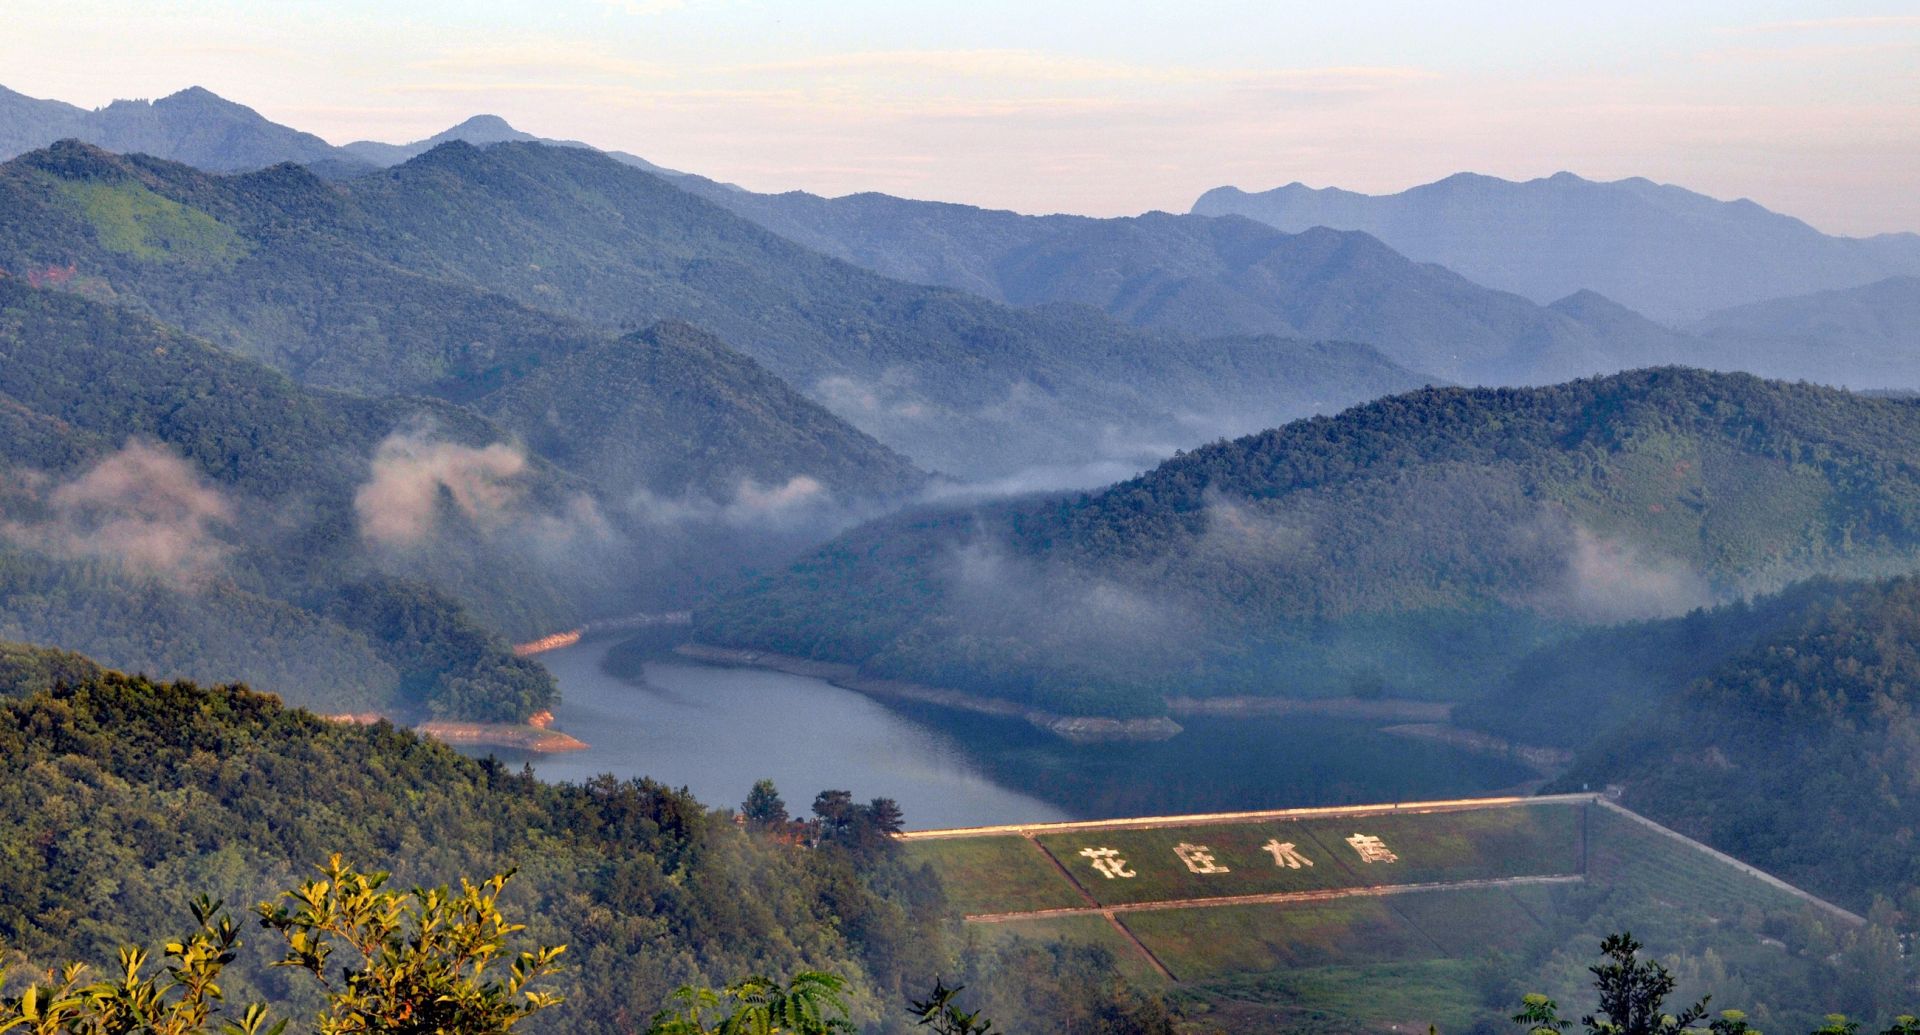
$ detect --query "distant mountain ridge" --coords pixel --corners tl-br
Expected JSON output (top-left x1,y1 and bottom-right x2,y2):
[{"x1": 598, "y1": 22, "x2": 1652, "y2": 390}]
[
  {"x1": 0, "y1": 84, "x2": 350, "y2": 173},
  {"x1": 10, "y1": 82, "x2": 1915, "y2": 392},
  {"x1": 340, "y1": 112, "x2": 708, "y2": 182},
  {"x1": 1193, "y1": 171, "x2": 1920, "y2": 323},
  {"x1": 0, "y1": 82, "x2": 708, "y2": 182},
  {"x1": 329, "y1": 138, "x2": 1434, "y2": 476},
  {"x1": 675, "y1": 176, "x2": 1714, "y2": 385},
  {"x1": 1688, "y1": 276, "x2": 1920, "y2": 385},
  {"x1": 0, "y1": 139, "x2": 1429, "y2": 480}
]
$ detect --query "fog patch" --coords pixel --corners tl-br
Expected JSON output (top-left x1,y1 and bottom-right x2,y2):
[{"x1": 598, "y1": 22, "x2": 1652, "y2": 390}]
[
  {"x1": 2, "y1": 441, "x2": 233, "y2": 584},
  {"x1": 945, "y1": 537, "x2": 1195, "y2": 661},
  {"x1": 625, "y1": 475, "x2": 854, "y2": 534},
  {"x1": 1197, "y1": 490, "x2": 1311, "y2": 565},
  {"x1": 923, "y1": 458, "x2": 1151, "y2": 501},
  {"x1": 519, "y1": 493, "x2": 617, "y2": 557},
  {"x1": 1528, "y1": 520, "x2": 1713, "y2": 623},
  {"x1": 355, "y1": 432, "x2": 528, "y2": 547},
  {"x1": 815, "y1": 372, "x2": 929, "y2": 420},
  {"x1": 353, "y1": 429, "x2": 615, "y2": 556}
]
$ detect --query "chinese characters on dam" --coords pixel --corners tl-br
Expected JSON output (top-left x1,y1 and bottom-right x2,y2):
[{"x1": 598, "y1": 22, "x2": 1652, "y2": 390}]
[{"x1": 1076, "y1": 833, "x2": 1395, "y2": 880}]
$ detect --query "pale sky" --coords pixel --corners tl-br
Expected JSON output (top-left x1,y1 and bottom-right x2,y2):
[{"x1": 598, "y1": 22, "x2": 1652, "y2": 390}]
[{"x1": 4, "y1": 0, "x2": 1918, "y2": 235}]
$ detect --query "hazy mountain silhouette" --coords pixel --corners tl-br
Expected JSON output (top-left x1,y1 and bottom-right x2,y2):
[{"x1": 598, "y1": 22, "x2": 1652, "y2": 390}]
[
  {"x1": 1194, "y1": 171, "x2": 1920, "y2": 323},
  {"x1": 674, "y1": 177, "x2": 1715, "y2": 386},
  {"x1": 1688, "y1": 276, "x2": 1920, "y2": 386},
  {"x1": 341, "y1": 112, "x2": 706, "y2": 181},
  {"x1": 0, "y1": 84, "x2": 357, "y2": 173},
  {"x1": 0, "y1": 82, "x2": 715, "y2": 184}
]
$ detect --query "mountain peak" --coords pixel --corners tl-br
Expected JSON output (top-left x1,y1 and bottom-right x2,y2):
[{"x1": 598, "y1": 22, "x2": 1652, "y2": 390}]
[
  {"x1": 164, "y1": 85, "x2": 225, "y2": 102},
  {"x1": 448, "y1": 114, "x2": 516, "y2": 133},
  {"x1": 427, "y1": 115, "x2": 535, "y2": 147}
]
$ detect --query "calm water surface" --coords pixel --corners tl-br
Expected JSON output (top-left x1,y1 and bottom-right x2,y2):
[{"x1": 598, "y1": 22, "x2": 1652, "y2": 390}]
[
  {"x1": 478, "y1": 639, "x2": 1533, "y2": 830},
  {"x1": 491, "y1": 640, "x2": 1069, "y2": 829}
]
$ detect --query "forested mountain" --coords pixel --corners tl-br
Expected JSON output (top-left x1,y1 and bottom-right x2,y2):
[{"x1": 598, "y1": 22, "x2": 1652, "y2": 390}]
[
  {"x1": 339, "y1": 112, "x2": 701, "y2": 181},
  {"x1": 679, "y1": 178, "x2": 1709, "y2": 385},
  {"x1": 1544, "y1": 575, "x2": 1920, "y2": 916},
  {"x1": 0, "y1": 647, "x2": 1169, "y2": 1034},
  {"x1": 0, "y1": 142, "x2": 924, "y2": 497},
  {"x1": 0, "y1": 279, "x2": 575, "y2": 717},
  {"x1": 0, "y1": 240, "x2": 933, "y2": 711},
  {"x1": 479, "y1": 320, "x2": 923, "y2": 502},
  {"x1": 341, "y1": 140, "x2": 1442, "y2": 476},
  {"x1": 1193, "y1": 171, "x2": 1920, "y2": 324},
  {"x1": 698, "y1": 369, "x2": 1920, "y2": 717},
  {"x1": 1689, "y1": 276, "x2": 1920, "y2": 386},
  {"x1": 0, "y1": 139, "x2": 1427, "y2": 479},
  {"x1": 0, "y1": 84, "x2": 356, "y2": 173}
]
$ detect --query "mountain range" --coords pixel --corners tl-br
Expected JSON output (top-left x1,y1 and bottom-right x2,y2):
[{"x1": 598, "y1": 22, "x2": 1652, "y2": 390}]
[
  {"x1": 675, "y1": 179, "x2": 1715, "y2": 385},
  {"x1": 1194, "y1": 172, "x2": 1920, "y2": 324},
  {"x1": 0, "y1": 84, "x2": 706, "y2": 182},
  {"x1": 14, "y1": 83, "x2": 1920, "y2": 397},
  {"x1": 0, "y1": 137, "x2": 1431, "y2": 479},
  {"x1": 0, "y1": 84, "x2": 346, "y2": 173}
]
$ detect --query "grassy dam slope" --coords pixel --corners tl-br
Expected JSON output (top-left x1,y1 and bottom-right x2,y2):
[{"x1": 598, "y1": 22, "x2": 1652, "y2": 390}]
[{"x1": 905, "y1": 795, "x2": 1863, "y2": 1031}]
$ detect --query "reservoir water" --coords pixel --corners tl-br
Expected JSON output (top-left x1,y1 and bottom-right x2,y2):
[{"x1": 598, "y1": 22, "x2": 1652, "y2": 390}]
[{"x1": 478, "y1": 638, "x2": 1535, "y2": 830}]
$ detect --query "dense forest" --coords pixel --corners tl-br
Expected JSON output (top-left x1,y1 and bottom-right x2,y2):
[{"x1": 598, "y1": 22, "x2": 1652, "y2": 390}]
[
  {"x1": 0, "y1": 642, "x2": 1174, "y2": 1034},
  {"x1": 0, "y1": 280, "x2": 570, "y2": 719},
  {"x1": 1547, "y1": 575, "x2": 1920, "y2": 917},
  {"x1": 698, "y1": 369, "x2": 1920, "y2": 716}
]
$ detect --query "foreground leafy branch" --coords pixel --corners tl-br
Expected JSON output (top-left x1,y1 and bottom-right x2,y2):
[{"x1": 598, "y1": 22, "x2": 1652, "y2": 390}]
[
  {"x1": 644, "y1": 971, "x2": 854, "y2": 1034},
  {"x1": 0, "y1": 857, "x2": 564, "y2": 1035}
]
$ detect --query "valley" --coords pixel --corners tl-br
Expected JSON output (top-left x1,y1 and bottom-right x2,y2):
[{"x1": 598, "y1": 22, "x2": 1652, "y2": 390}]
[{"x1": 2, "y1": 28, "x2": 1919, "y2": 1031}]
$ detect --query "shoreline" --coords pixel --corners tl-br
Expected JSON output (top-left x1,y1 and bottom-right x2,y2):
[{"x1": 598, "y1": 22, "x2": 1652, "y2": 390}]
[
  {"x1": 1166, "y1": 694, "x2": 1453, "y2": 723},
  {"x1": 677, "y1": 644, "x2": 1477, "y2": 738},
  {"x1": 1379, "y1": 722, "x2": 1571, "y2": 776},
  {"x1": 672, "y1": 644, "x2": 1185, "y2": 743},
  {"x1": 325, "y1": 713, "x2": 590, "y2": 753},
  {"x1": 670, "y1": 645, "x2": 1566, "y2": 764}
]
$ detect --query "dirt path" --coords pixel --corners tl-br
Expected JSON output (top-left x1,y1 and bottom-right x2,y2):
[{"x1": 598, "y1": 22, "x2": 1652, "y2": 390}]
[
  {"x1": 1018, "y1": 833, "x2": 1179, "y2": 980},
  {"x1": 962, "y1": 872, "x2": 1586, "y2": 924}
]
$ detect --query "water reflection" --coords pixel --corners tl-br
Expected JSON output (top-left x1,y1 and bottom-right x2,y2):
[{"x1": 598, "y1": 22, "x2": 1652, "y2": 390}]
[
  {"x1": 474, "y1": 640, "x2": 1534, "y2": 830},
  {"x1": 484, "y1": 641, "x2": 1069, "y2": 830}
]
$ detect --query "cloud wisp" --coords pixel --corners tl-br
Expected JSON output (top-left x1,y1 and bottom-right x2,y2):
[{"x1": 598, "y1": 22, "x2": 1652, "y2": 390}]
[{"x1": 2, "y1": 441, "x2": 235, "y2": 584}]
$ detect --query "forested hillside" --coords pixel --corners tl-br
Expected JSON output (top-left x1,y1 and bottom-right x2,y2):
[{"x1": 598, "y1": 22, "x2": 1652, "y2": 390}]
[
  {"x1": 0, "y1": 144, "x2": 938, "y2": 654},
  {"x1": 0, "y1": 646, "x2": 1170, "y2": 1034},
  {"x1": 1550, "y1": 575, "x2": 1920, "y2": 917},
  {"x1": 699, "y1": 369, "x2": 1920, "y2": 717},
  {"x1": 1453, "y1": 578, "x2": 1857, "y2": 752},
  {"x1": 0, "y1": 279, "x2": 569, "y2": 717},
  {"x1": 0, "y1": 139, "x2": 1423, "y2": 480},
  {"x1": 344, "y1": 140, "x2": 1436, "y2": 475},
  {"x1": 479, "y1": 320, "x2": 925, "y2": 502}
]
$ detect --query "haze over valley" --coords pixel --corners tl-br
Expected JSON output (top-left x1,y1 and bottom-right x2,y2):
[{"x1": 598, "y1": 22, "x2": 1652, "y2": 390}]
[{"x1": 2, "y1": 7, "x2": 1919, "y2": 1030}]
